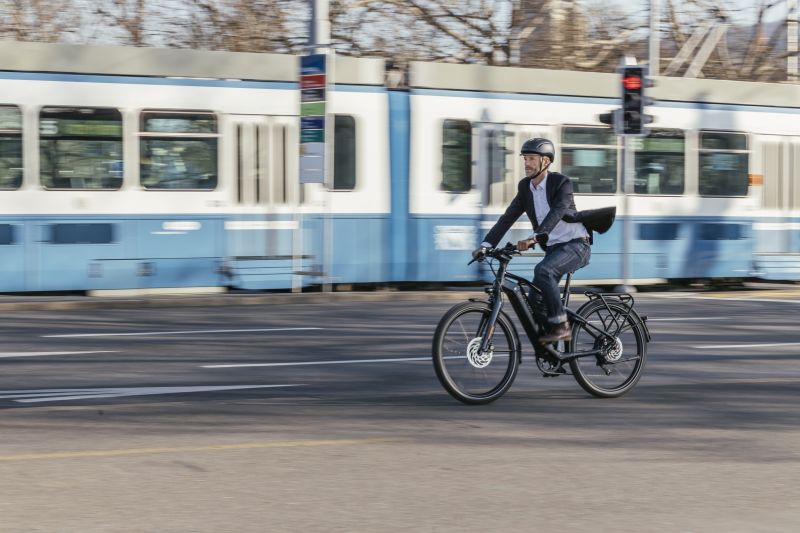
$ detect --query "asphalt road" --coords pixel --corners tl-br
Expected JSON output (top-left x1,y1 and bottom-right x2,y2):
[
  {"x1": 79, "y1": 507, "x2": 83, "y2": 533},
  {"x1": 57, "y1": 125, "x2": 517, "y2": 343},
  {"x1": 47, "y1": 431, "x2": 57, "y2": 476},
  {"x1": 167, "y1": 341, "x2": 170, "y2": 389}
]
[{"x1": 0, "y1": 290, "x2": 798, "y2": 532}]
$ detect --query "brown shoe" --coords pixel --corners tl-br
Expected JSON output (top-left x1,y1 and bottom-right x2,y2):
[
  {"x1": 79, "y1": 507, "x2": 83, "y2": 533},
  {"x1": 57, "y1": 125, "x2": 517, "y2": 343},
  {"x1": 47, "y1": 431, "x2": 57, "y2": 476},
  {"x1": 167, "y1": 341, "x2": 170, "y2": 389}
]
[{"x1": 539, "y1": 322, "x2": 571, "y2": 344}]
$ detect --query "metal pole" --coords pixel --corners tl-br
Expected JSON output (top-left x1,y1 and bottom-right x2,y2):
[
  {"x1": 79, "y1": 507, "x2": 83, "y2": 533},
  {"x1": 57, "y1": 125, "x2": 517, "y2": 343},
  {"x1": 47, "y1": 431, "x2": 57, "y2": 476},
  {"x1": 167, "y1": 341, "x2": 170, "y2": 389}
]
[
  {"x1": 621, "y1": 135, "x2": 635, "y2": 290},
  {"x1": 308, "y1": 0, "x2": 332, "y2": 291},
  {"x1": 789, "y1": 0, "x2": 798, "y2": 82},
  {"x1": 323, "y1": 49, "x2": 334, "y2": 294},
  {"x1": 310, "y1": 0, "x2": 330, "y2": 51},
  {"x1": 649, "y1": 0, "x2": 661, "y2": 75}
]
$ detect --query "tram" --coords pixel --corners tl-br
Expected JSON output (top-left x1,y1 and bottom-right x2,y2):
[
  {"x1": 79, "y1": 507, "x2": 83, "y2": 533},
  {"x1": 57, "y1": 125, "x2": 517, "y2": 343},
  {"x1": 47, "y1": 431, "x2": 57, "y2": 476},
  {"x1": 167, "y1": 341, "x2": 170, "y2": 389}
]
[{"x1": 0, "y1": 40, "x2": 797, "y2": 292}]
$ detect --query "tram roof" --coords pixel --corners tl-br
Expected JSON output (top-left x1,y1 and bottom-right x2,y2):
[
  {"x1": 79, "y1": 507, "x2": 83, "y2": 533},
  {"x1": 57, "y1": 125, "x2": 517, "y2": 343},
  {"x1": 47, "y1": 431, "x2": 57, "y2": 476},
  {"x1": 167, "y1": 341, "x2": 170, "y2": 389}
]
[
  {"x1": 1, "y1": 40, "x2": 797, "y2": 107},
  {"x1": 0, "y1": 40, "x2": 386, "y2": 86},
  {"x1": 410, "y1": 61, "x2": 800, "y2": 109}
]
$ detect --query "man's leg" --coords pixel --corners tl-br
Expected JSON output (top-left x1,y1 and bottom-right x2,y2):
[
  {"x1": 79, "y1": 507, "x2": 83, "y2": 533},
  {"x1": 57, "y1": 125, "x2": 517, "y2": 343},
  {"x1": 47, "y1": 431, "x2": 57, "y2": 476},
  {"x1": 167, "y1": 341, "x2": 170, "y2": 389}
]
[{"x1": 534, "y1": 240, "x2": 591, "y2": 342}]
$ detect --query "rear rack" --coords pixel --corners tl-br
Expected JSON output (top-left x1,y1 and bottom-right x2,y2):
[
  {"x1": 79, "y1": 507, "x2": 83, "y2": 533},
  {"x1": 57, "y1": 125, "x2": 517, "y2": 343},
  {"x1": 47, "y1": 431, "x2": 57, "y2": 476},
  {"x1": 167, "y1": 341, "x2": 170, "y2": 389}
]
[{"x1": 584, "y1": 290, "x2": 651, "y2": 342}]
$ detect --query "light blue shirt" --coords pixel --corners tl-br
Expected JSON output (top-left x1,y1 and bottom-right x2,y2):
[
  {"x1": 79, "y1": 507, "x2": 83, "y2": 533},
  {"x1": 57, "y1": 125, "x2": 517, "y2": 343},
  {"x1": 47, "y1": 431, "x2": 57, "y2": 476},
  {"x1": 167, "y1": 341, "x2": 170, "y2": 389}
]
[{"x1": 530, "y1": 173, "x2": 588, "y2": 246}]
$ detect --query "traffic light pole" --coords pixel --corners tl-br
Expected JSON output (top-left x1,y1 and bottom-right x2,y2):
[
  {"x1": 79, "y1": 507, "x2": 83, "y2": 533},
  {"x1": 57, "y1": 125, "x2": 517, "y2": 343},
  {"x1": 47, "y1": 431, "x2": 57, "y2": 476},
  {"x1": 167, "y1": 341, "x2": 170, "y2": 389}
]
[
  {"x1": 600, "y1": 58, "x2": 655, "y2": 292},
  {"x1": 620, "y1": 135, "x2": 635, "y2": 291}
]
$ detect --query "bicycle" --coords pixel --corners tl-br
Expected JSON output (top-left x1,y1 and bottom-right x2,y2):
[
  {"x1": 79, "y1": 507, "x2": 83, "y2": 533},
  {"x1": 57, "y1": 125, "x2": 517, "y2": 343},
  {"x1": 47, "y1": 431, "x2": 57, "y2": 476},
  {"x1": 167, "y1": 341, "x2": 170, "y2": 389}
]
[{"x1": 432, "y1": 242, "x2": 652, "y2": 404}]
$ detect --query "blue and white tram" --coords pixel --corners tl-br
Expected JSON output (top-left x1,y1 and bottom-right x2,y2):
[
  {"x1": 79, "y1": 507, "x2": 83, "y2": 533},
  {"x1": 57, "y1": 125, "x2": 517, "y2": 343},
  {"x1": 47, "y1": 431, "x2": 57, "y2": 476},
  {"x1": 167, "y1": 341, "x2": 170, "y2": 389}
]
[
  {"x1": 0, "y1": 40, "x2": 799, "y2": 293},
  {"x1": 0, "y1": 41, "x2": 305, "y2": 291},
  {"x1": 0, "y1": 41, "x2": 390, "y2": 292},
  {"x1": 403, "y1": 61, "x2": 800, "y2": 285}
]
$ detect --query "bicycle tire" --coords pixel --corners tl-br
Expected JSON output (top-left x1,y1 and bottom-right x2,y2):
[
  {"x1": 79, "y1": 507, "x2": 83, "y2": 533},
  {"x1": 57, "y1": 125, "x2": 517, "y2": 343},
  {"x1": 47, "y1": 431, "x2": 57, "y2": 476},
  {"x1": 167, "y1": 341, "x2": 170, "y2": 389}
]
[
  {"x1": 432, "y1": 301, "x2": 521, "y2": 405},
  {"x1": 567, "y1": 299, "x2": 647, "y2": 398}
]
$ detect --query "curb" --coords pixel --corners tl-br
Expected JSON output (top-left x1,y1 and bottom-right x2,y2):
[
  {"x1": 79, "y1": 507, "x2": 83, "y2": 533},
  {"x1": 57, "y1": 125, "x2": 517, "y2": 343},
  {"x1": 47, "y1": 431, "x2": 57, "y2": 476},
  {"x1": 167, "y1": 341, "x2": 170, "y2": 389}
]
[{"x1": 0, "y1": 290, "x2": 488, "y2": 311}]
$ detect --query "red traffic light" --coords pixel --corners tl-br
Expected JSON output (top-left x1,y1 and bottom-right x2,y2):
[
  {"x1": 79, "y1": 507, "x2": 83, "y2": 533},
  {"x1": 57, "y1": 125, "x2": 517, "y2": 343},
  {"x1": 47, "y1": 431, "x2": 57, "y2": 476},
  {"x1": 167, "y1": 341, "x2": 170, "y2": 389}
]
[{"x1": 623, "y1": 76, "x2": 642, "y2": 90}]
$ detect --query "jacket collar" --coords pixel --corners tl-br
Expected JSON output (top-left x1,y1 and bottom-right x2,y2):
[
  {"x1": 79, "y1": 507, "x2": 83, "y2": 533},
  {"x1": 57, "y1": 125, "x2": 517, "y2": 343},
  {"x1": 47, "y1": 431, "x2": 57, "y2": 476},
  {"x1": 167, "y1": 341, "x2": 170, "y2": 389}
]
[{"x1": 531, "y1": 172, "x2": 548, "y2": 191}]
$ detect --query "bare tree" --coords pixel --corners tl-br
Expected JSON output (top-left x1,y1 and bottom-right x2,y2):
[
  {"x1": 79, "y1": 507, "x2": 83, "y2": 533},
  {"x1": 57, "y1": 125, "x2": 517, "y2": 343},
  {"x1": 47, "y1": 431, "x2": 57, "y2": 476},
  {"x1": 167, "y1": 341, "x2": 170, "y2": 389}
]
[
  {"x1": 663, "y1": 0, "x2": 793, "y2": 81},
  {"x1": 164, "y1": 0, "x2": 307, "y2": 53},
  {"x1": 93, "y1": 0, "x2": 152, "y2": 47},
  {"x1": 327, "y1": 0, "x2": 643, "y2": 70},
  {"x1": 1, "y1": 0, "x2": 794, "y2": 83},
  {"x1": 517, "y1": 0, "x2": 644, "y2": 71},
  {"x1": 0, "y1": 0, "x2": 80, "y2": 42},
  {"x1": 329, "y1": 0, "x2": 513, "y2": 64}
]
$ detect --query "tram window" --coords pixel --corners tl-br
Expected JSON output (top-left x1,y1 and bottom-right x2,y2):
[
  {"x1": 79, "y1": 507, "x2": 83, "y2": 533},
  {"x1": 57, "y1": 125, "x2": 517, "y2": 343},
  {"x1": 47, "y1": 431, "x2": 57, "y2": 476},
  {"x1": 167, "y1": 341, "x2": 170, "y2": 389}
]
[
  {"x1": 140, "y1": 111, "x2": 218, "y2": 190},
  {"x1": 441, "y1": 119, "x2": 472, "y2": 192},
  {"x1": 39, "y1": 107, "x2": 122, "y2": 190},
  {"x1": 333, "y1": 115, "x2": 356, "y2": 190},
  {"x1": 0, "y1": 106, "x2": 22, "y2": 190},
  {"x1": 561, "y1": 127, "x2": 617, "y2": 194},
  {"x1": 633, "y1": 129, "x2": 685, "y2": 195},
  {"x1": 699, "y1": 132, "x2": 748, "y2": 197}
]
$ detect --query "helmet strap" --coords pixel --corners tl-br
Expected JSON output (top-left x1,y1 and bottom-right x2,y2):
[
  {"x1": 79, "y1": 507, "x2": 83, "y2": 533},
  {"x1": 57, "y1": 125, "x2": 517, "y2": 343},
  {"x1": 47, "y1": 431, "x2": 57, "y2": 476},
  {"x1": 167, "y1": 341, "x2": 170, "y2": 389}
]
[{"x1": 531, "y1": 159, "x2": 550, "y2": 182}]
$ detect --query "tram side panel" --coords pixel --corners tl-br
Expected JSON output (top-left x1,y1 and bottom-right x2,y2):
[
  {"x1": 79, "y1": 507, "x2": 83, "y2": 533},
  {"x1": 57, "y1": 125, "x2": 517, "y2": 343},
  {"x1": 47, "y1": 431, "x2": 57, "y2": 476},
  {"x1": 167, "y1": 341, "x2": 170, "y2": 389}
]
[
  {"x1": 299, "y1": 87, "x2": 391, "y2": 286},
  {"x1": 0, "y1": 217, "x2": 25, "y2": 291},
  {"x1": 0, "y1": 74, "x2": 299, "y2": 292}
]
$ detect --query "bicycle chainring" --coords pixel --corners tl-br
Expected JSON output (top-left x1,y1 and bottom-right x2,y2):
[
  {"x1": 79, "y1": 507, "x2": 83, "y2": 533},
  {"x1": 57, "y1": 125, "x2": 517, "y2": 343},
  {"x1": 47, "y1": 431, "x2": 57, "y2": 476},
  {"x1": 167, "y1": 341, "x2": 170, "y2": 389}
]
[{"x1": 536, "y1": 355, "x2": 566, "y2": 376}]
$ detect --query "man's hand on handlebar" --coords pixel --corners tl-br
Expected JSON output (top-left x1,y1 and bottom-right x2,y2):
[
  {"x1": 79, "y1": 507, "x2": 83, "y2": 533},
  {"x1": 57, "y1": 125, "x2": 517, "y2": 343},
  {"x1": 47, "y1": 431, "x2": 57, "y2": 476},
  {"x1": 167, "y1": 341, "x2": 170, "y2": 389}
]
[
  {"x1": 471, "y1": 246, "x2": 489, "y2": 261},
  {"x1": 517, "y1": 237, "x2": 536, "y2": 252}
]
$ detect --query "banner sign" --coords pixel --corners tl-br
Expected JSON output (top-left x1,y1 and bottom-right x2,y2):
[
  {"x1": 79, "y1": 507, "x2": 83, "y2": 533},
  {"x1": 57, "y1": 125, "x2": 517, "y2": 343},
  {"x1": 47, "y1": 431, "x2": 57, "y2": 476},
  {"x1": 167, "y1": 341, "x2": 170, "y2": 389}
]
[{"x1": 299, "y1": 54, "x2": 327, "y2": 184}]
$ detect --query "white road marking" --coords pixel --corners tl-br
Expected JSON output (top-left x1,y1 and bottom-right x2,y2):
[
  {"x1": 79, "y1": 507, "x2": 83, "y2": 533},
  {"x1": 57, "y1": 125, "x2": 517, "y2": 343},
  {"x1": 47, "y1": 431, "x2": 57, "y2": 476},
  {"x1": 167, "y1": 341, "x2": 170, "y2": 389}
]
[
  {"x1": 0, "y1": 384, "x2": 304, "y2": 403},
  {"x1": 647, "y1": 317, "x2": 727, "y2": 322},
  {"x1": 0, "y1": 350, "x2": 119, "y2": 359},
  {"x1": 698, "y1": 297, "x2": 800, "y2": 304},
  {"x1": 204, "y1": 356, "x2": 435, "y2": 369},
  {"x1": 692, "y1": 342, "x2": 800, "y2": 349},
  {"x1": 42, "y1": 327, "x2": 322, "y2": 338},
  {"x1": 647, "y1": 293, "x2": 800, "y2": 304}
]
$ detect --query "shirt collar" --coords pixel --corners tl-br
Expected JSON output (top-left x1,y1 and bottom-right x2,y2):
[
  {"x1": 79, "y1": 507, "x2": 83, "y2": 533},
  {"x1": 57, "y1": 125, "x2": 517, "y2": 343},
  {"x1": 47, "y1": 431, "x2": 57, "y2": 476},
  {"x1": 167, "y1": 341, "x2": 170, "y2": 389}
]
[{"x1": 531, "y1": 172, "x2": 548, "y2": 191}]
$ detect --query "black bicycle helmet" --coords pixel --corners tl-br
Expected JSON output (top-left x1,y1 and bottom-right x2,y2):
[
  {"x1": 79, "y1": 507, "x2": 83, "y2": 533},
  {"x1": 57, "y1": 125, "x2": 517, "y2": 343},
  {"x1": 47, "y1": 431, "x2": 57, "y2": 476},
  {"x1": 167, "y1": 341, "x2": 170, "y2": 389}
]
[{"x1": 520, "y1": 137, "x2": 555, "y2": 163}]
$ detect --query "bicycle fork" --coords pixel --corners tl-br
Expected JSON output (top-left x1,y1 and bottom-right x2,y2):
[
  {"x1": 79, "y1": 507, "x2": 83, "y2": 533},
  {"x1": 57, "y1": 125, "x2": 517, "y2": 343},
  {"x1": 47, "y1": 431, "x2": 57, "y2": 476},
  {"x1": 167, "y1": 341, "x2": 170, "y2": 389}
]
[{"x1": 478, "y1": 294, "x2": 504, "y2": 354}]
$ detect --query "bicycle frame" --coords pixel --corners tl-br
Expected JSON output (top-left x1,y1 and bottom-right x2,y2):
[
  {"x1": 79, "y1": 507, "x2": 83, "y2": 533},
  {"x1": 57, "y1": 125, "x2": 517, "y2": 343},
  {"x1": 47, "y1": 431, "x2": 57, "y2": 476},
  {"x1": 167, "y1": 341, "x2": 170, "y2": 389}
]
[{"x1": 478, "y1": 246, "x2": 644, "y2": 363}]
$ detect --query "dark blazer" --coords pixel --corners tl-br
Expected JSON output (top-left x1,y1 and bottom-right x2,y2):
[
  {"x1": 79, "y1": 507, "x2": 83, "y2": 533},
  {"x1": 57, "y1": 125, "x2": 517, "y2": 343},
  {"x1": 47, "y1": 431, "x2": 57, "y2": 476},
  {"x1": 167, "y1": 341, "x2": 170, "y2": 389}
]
[{"x1": 482, "y1": 172, "x2": 615, "y2": 249}]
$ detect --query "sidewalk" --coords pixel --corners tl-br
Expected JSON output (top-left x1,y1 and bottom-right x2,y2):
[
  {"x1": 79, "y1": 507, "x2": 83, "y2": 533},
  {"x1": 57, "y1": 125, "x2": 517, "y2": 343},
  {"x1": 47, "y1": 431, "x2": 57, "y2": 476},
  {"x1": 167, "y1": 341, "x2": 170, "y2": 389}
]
[
  {"x1": 0, "y1": 281, "x2": 797, "y2": 311},
  {"x1": 0, "y1": 288, "x2": 488, "y2": 311}
]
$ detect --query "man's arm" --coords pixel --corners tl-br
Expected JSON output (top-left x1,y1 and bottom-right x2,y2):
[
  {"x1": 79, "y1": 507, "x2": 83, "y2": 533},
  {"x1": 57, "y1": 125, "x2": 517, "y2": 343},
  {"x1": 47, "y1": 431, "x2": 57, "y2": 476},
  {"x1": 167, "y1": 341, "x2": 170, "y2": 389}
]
[{"x1": 482, "y1": 192, "x2": 525, "y2": 248}]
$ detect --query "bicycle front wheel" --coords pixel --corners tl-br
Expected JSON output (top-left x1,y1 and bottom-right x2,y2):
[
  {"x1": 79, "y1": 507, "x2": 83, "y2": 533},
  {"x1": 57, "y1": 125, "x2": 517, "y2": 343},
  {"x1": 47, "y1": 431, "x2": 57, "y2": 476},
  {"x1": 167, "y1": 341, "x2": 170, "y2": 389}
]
[
  {"x1": 567, "y1": 300, "x2": 647, "y2": 398},
  {"x1": 432, "y1": 302, "x2": 520, "y2": 405}
]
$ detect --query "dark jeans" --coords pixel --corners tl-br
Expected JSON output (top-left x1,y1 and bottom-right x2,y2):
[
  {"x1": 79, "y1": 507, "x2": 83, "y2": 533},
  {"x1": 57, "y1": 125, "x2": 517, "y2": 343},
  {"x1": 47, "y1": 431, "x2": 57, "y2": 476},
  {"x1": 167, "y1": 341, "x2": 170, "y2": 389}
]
[{"x1": 532, "y1": 238, "x2": 591, "y2": 325}]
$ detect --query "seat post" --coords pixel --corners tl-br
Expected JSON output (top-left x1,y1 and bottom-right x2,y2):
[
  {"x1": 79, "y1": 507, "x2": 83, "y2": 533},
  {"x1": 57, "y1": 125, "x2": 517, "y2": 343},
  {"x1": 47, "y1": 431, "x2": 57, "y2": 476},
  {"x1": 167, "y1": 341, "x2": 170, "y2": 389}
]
[{"x1": 562, "y1": 272, "x2": 573, "y2": 307}]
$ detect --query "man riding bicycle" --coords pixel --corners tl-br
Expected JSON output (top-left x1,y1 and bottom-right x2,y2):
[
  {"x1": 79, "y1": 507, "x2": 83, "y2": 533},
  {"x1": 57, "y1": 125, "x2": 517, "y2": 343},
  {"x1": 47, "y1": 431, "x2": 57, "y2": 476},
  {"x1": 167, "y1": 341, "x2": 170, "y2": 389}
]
[{"x1": 473, "y1": 137, "x2": 614, "y2": 344}]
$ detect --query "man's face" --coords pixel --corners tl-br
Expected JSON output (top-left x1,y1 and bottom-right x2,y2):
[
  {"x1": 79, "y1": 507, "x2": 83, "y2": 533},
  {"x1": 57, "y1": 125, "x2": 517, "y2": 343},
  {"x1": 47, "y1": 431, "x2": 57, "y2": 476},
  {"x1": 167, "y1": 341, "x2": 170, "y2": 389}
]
[{"x1": 523, "y1": 154, "x2": 549, "y2": 177}]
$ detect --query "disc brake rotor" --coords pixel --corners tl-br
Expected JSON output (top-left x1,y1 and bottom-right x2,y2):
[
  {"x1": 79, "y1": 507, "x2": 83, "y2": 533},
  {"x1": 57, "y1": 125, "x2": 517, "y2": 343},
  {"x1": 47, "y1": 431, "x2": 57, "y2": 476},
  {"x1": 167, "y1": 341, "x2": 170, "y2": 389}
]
[
  {"x1": 466, "y1": 337, "x2": 493, "y2": 369},
  {"x1": 604, "y1": 337, "x2": 624, "y2": 362}
]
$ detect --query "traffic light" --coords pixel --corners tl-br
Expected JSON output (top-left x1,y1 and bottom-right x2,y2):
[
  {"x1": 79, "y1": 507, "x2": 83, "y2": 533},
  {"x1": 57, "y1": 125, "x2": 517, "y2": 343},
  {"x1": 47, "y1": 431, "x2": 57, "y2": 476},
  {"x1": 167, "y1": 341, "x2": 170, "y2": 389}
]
[
  {"x1": 598, "y1": 109, "x2": 620, "y2": 131},
  {"x1": 620, "y1": 65, "x2": 654, "y2": 136}
]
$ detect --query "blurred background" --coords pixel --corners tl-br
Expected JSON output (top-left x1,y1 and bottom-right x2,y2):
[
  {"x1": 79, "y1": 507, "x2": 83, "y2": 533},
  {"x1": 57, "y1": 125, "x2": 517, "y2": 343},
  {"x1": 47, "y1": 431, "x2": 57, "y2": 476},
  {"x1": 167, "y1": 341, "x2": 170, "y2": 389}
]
[
  {"x1": 0, "y1": 1, "x2": 798, "y2": 294},
  {"x1": 1, "y1": 0, "x2": 795, "y2": 81}
]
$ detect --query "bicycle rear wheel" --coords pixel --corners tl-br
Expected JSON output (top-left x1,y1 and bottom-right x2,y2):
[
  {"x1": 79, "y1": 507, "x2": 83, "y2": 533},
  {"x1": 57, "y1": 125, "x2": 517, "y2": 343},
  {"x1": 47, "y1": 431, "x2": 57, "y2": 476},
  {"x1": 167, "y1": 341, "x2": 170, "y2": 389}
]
[
  {"x1": 432, "y1": 302, "x2": 520, "y2": 405},
  {"x1": 567, "y1": 300, "x2": 647, "y2": 398}
]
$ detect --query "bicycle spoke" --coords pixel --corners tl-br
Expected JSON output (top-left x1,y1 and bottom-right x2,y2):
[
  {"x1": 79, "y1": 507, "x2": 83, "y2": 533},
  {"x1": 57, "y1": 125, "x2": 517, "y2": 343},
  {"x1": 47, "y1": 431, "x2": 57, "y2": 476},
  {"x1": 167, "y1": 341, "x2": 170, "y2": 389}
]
[
  {"x1": 433, "y1": 304, "x2": 519, "y2": 404},
  {"x1": 568, "y1": 301, "x2": 647, "y2": 397}
]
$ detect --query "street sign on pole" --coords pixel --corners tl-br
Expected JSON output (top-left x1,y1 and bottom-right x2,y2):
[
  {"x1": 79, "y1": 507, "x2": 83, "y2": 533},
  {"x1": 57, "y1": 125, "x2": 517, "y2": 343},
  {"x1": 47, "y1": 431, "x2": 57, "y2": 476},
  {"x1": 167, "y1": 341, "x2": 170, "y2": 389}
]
[{"x1": 299, "y1": 53, "x2": 327, "y2": 184}]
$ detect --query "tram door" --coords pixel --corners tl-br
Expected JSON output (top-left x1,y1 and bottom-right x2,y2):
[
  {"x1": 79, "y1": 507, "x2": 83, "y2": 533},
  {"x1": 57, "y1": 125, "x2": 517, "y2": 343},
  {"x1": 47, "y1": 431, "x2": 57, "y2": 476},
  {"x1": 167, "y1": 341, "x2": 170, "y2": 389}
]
[
  {"x1": 757, "y1": 135, "x2": 800, "y2": 254},
  {"x1": 225, "y1": 114, "x2": 302, "y2": 290},
  {"x1": 753, "y1": 135, "x2": 800, "y2": 280}
]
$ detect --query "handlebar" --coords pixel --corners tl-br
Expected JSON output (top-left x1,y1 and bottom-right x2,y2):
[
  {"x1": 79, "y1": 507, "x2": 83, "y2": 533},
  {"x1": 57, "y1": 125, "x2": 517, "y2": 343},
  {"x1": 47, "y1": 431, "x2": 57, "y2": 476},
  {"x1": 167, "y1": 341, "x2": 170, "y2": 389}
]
[{"x1": 468, "y1": 242, "x2": 522, "y2": 265}]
